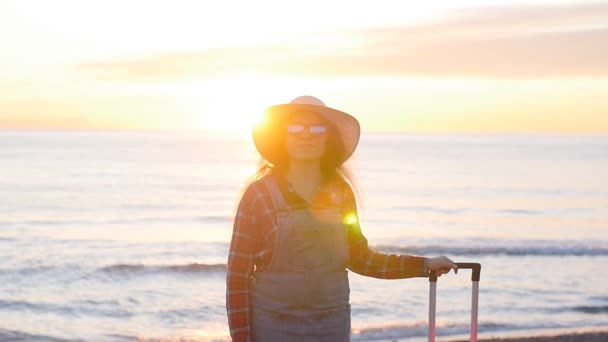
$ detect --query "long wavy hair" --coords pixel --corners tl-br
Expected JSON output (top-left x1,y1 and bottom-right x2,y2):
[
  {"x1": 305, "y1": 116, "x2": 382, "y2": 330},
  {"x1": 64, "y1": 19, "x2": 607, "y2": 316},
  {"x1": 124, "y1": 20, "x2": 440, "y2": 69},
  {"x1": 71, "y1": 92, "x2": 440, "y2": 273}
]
[{"x1": 238, "y1": 114, "x2": 360, "y2": 209}]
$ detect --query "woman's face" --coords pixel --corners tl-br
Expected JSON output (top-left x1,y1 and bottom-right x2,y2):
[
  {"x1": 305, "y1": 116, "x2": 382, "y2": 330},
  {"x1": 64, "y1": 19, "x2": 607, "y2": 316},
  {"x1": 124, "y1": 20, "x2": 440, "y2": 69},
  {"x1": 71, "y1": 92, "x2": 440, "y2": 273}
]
[{"x1": 285, "y1": 111, "x2": 328, "y2": 162}]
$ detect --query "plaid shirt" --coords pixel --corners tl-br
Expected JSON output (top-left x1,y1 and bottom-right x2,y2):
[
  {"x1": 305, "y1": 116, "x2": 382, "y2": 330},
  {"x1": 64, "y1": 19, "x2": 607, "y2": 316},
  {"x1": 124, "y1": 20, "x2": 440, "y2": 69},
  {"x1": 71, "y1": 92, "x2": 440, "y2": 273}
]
[{"x1": 226, "y1": 171, "x2": 429, "y2": 342}]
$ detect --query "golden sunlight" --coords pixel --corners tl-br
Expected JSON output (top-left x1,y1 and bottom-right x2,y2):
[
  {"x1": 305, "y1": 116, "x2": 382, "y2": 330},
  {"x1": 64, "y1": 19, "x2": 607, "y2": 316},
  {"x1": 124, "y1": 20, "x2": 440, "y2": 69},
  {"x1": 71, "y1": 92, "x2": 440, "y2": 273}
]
[{"x1": 194, "y1": 74, "x2": 291, "y2": 134}]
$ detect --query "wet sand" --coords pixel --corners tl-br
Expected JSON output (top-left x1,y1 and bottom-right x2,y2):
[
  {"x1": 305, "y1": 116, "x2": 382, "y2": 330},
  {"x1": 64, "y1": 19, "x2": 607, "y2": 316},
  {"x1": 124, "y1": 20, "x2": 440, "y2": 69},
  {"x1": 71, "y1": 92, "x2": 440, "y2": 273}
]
[{"x1": 449, "y1": 331, "x2": 608, "y2": 342}]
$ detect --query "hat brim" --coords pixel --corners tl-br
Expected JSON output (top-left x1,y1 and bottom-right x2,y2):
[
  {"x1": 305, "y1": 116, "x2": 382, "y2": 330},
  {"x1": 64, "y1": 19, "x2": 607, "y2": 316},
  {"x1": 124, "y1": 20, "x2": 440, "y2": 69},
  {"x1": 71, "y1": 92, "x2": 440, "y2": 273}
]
[{"x1": 252, "y1": 103, "x2": 360, "y2": 165}]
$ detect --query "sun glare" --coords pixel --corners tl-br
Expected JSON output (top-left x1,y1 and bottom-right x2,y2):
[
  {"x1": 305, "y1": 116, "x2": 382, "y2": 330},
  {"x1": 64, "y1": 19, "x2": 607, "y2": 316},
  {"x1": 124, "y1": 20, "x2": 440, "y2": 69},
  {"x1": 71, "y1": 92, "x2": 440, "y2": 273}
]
[
  {"x1": 195, "y1": 74, "x2": 290, "y2": 135},
  {"x1": 199, "y1": 99, "x2": 265, "y2": 134},
  {"x1": 342, "y1": 211, "x2": 358, "y2": 226}
]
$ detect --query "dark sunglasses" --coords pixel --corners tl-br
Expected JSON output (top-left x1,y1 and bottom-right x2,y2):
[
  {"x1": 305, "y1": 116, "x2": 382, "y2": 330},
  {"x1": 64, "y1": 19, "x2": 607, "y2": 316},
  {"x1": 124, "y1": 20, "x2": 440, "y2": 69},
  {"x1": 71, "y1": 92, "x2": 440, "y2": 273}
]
[{"x1": 287, "y1": 124, "x2": 327, "y2": 136}]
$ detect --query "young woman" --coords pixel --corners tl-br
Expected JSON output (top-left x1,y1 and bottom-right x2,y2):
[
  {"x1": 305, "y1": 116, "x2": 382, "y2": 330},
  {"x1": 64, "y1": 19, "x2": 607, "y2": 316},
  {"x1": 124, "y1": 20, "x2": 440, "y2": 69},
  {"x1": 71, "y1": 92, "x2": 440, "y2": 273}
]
[{"x1": 226, "y1": 96, "x2": 457, "y2": 342}]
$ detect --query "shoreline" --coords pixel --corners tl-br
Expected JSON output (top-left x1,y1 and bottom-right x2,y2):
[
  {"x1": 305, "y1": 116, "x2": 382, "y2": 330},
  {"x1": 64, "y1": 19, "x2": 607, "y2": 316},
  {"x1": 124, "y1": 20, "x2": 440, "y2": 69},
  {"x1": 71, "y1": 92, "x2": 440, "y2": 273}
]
[
  {"x1": 374, "y1": 327, "x2": 608, "y2": 342},
  {"x1": 452, "y1": 331, "x2": 608, "y2": 342},
  {"x1": 447, "y1": 327, "x2": 608, "y2": 342}
]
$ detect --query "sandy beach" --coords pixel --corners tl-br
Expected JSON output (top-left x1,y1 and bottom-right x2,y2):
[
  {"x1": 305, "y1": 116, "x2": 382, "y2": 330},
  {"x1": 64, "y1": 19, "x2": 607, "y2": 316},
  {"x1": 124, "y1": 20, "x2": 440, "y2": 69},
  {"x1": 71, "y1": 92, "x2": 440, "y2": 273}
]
[{"x1": 449, "y1": 331, "x2": 608, "y2": 342}]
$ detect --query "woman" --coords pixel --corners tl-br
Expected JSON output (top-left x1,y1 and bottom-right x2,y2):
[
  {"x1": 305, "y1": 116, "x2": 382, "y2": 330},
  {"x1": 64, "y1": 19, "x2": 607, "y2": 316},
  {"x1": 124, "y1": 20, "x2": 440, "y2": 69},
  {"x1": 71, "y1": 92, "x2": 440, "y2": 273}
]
[{"x1": 226, "y1": 96, "x2": 458, "y2": 342}]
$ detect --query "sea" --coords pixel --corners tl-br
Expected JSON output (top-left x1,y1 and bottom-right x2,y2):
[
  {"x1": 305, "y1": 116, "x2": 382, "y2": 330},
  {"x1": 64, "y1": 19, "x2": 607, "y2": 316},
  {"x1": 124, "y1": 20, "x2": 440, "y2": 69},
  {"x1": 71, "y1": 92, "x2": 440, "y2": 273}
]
[{"x1": 1, "y1": 130, "x2": 607, "y2": 341}]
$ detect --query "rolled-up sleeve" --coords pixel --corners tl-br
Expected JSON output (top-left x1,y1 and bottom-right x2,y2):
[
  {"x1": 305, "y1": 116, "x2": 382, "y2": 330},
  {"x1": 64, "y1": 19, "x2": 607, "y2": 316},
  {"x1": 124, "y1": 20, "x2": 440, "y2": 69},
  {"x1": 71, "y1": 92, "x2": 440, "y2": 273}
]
[{"x1": 226, "y1": 184, "x2": 259, "y2": 342}]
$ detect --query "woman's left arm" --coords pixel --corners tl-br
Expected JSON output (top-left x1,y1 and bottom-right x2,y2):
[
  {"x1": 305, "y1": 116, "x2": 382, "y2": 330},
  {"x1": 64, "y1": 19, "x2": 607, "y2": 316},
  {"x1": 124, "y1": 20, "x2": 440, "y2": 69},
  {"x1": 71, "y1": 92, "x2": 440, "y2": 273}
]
[
  {"x1": 347, "y1": 219, "x2": 429, "y2": 279},
  {"x1": 339, "y1": 181, "x2": 428, "y2": 279}
]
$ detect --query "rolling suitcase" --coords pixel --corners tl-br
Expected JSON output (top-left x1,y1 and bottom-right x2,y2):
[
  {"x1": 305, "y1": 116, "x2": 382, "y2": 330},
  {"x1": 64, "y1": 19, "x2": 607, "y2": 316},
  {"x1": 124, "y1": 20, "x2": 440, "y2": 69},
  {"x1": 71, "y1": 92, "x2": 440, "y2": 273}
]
[{"x1": 428, "y1": 262, "x2": 481, "y2": 342}]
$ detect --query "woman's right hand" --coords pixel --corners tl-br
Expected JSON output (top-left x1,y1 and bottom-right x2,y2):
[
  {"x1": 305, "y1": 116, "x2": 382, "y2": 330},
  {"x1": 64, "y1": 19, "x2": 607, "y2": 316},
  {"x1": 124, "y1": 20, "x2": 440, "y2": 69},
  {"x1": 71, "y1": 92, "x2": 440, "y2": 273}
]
[{"x1": 426, "y1": 256, "x2": 458, "y2": 277}]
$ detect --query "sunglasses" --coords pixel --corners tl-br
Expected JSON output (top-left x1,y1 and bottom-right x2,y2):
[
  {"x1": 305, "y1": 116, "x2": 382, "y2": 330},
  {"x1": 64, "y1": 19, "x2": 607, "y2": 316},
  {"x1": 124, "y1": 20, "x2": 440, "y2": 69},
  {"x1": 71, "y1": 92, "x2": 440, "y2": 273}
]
[{"x1": 287, "y1": 124, "x2": 327, "y2": 136}]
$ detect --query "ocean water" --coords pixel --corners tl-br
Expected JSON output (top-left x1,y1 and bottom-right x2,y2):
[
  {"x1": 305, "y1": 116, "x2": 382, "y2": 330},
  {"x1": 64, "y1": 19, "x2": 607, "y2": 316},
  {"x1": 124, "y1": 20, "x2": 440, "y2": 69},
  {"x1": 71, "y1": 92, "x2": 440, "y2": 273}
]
[{"x1": 1, "y1": 130, "x2": 607, "y2": 341}]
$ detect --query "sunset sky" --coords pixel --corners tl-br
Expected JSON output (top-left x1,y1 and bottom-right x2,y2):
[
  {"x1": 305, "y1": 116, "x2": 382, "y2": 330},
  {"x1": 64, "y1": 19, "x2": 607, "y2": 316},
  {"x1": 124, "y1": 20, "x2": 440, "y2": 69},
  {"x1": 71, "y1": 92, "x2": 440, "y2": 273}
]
[{"x1": 1, "y1": 0, "x2": 607, "y2": 134}]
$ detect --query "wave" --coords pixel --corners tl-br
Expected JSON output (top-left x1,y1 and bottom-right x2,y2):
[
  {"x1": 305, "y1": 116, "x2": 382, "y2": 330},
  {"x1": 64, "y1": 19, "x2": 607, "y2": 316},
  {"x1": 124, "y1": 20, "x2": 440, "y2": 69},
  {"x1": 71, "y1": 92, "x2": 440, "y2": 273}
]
[
  {"x1": 98, "y1": 262, "x2": 226, "y2": 275},
  {"x1": 5, "y1": 241, "x2": 608, "y2": 278},
  {"x1": 0, "y1": 299, "x2": 132, "y2": 318},
  {"x1": 2, "y1": 298, "x2": 606, "y2": 342},
  {"x1": 351, "y1": 319, "x2": 608, "y2": 341},
  {"x1": 351, "y1": 320, "x2": 533, "y2": 340},
  {"x1": 374, "y1": 244, "x2": 608, "y2": 256},
  {"x1": 589, "y1": 295, "x2": 608, "y2": 302},
  {"x1": 1, "y1": 262, "x2": 226, "y2": 278},
  {"x1": 572, "y1": 305, "x2": 608, "y2": 314},
  {"x1": 0, "y1": 328, "x2": 82, "y2": 342}
]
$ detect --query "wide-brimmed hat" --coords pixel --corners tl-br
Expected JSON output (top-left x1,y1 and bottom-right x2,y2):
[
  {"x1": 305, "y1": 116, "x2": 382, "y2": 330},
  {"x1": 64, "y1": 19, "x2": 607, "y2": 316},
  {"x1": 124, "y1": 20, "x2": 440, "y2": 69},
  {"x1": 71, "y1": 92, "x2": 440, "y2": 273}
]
[{"x1": 252, "y1": 95, "x2": 360, "y2": 165}]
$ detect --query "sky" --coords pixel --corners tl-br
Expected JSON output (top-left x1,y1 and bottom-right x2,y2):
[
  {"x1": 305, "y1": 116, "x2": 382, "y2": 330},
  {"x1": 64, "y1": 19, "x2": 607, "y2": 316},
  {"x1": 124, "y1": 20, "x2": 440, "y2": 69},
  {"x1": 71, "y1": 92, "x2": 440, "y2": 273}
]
[{"x1": 1, "y1": 0, "x2": 607, "y2": 134}]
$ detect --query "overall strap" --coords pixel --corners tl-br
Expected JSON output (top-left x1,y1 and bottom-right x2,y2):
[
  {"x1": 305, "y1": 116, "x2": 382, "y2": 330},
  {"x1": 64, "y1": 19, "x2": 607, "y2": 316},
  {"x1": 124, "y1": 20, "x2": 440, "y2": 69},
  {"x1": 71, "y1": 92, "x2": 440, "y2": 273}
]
[{"x1": 262, "y1": 174, "x2": 287, "y2": 211}]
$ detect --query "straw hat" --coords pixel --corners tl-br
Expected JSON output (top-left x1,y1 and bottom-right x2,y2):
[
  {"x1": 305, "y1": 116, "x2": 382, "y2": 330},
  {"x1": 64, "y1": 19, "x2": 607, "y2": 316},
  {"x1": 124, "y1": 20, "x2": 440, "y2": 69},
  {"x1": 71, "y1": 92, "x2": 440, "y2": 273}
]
[{"x1": 252, "y1": 95, "x2": 360, "y2": 165}]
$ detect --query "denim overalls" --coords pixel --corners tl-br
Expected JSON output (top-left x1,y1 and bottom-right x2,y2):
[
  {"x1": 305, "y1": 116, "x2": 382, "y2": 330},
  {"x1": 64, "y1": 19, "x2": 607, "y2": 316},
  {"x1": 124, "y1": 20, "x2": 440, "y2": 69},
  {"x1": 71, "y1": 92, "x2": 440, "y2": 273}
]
[{"x1": 250, "y1": 174, "x2": 351, "y2": 341}]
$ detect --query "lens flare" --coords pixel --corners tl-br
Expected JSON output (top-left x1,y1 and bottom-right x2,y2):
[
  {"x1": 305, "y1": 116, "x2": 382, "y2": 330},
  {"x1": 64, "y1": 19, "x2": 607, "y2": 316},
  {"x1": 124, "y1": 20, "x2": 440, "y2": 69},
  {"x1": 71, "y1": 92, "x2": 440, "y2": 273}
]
[{"x1": 342, "y1": 211, "x2": 358, "y2": 225}]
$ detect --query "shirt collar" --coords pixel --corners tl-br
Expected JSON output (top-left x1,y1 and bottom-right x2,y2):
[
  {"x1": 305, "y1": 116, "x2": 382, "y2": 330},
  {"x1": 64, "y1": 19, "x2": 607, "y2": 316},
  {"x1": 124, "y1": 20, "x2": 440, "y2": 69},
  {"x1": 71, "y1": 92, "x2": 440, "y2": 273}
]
[{"x1": 272, "y1": 170, "x2": 334, "y2": 205}]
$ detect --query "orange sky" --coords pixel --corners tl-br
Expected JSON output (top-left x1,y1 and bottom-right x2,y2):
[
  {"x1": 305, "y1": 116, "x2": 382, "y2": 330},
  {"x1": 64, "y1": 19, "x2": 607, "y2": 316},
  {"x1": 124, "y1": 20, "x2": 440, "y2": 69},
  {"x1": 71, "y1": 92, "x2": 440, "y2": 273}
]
[{"x1": 1, "y1": 0, "x2": 607, "y2": 134}]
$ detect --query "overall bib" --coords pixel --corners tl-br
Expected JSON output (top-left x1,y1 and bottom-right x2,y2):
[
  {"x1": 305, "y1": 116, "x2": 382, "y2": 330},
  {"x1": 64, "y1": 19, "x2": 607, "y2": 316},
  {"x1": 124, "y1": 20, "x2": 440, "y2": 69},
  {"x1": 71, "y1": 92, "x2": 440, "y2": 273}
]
[{"x1": 251, "y1": 175, "x2": 351, "y2": 341}]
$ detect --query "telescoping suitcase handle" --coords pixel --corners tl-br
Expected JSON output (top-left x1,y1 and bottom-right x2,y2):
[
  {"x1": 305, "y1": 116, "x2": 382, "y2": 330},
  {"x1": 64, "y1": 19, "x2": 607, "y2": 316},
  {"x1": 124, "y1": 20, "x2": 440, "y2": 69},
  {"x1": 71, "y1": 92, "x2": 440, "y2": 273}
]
[{"x1": 428, "y1": 263, "x2": 481, "y2": 342}]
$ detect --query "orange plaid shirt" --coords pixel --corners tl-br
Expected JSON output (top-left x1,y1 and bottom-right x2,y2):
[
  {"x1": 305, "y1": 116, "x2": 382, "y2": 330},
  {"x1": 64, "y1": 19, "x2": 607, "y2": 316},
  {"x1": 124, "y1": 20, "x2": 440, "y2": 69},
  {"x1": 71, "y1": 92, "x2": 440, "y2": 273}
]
[{"x1": 226, "y1": 171, "x2": 428, "y2": 342}]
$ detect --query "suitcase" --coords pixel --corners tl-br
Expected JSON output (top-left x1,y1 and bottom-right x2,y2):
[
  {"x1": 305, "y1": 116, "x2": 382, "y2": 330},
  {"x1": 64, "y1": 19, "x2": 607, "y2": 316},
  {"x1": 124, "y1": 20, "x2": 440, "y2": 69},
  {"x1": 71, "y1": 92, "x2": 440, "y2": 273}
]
[{"x1": 428, "y1": 262, "x2": 481, "y2": 342}]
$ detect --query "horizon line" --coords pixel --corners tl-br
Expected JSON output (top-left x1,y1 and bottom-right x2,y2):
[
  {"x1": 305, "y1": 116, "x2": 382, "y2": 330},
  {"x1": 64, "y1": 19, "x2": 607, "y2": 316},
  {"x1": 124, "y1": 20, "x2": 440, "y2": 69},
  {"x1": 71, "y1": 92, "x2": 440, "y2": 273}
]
[{"x1": 1, "y1": 127, "x2": 607, "y2": 137}]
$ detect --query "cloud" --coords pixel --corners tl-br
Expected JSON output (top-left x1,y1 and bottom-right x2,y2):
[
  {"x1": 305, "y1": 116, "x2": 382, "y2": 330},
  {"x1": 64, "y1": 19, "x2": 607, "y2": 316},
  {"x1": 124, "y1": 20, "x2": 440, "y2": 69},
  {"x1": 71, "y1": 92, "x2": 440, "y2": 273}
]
[
  {"x1": 397, "y1": 3, "x2": 608, "y2": 37},
  {"x1": 78, "y1": 2, "x2": 608, "y2": 80},
  {"x1": 349, "y1": 27, "x2": 608, "y2": 78},
  {"x1": 79, "y1": 46, "x2": 292, "y2": 80}
]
